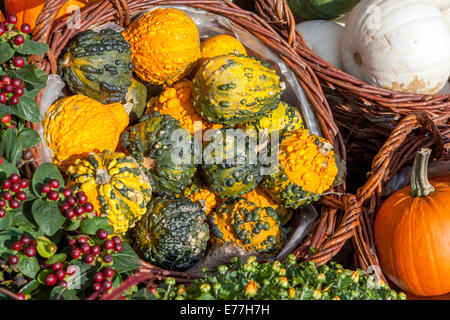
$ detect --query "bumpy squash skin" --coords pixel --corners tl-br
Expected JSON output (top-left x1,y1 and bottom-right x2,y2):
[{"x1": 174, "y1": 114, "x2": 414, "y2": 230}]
[
  {"x1": 121, "y1": 111, "x2": 196, "y2": 195},
  {"x1": 124, "y1": 78, "x2": 148, "y2": 125},
  {"x1": 201, "y1": 128, "x2": 262, "y2": 199},
  {"x1": 262, "y1": 129, "x2": 338, "y2": 209},
  {"x1": 122, "y1": 8, "x2": 201, "y2": 85},
  {"x1": 200, "y1": 34, "x2": 247, "y2": 60},
  {"x1": 66, "y1": 151, "x2": 152, "y2": 234},
  {"x1": 209, "y1": 198, "x2": 282, "y2": 254},
  {"x1": 132, "y1": 196, "x2": 209, "y2": 271},
  {"x1": 58, "y1": 29, "x2": 133, "y2": 104},
  {"x1": 183, "y1": 182, "x2": 219, "y2": 216},
  {"x1": 146, "y1": 79, "x2": 221, "y2": 135},
  {"x1": 43, "y1": 94, "x2": 129, "y2": 170},
  {"x1": 193, "y1": 54, "x2": 283, "y2": 125}
]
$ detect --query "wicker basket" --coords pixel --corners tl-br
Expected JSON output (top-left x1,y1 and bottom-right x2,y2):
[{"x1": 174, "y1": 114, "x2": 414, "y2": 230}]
[
  {"x1": 254, "y1": 0, "x2": 450, "y2": 176},
  {"x1": 25, "y1": 0, "x2": 359, "y2": 289}
]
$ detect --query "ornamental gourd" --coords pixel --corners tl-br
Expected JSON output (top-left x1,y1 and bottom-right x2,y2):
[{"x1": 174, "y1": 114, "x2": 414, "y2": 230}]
[
  {"x1": 132, "y1": 196, "x2": 209, "y2": 270},
  {"x1": 200, "y1": 34, "x2": 247, "y2": 62},
  {"x1": 262, "y1": 129, "x2": 338, "y2": 209},
  {"x1": 66, "y1": 151, "x2": 152, "y2": 234},
  {"x1": 58, "y1": 29, "x2": 133, "y2": 104},
  {"x1": 193, "y1": 54, "x2": 284, "y2": 125},
  {"x1": 121, "y1": 111, "x2": 196, "y2": 195},
  {"x1": 209, "y1": 198, "x2": 283, "y2": 254},
  {"x1": 201, "y1": 128, "x2": 262, "y2": 198},
  {"x1": 183, "y1": 182, "x2": 219, "y2": 216},
  {"x1": 342, "y1": 0, "x2": 450, "y2": 94},
  {"x1": 287, "y1": 0, "x2": 361, "y2": 21},
  {"x1": 147, "y1": 79, "x2": 222, "y2": 135},
  {"x1": 123, "y1": 78, "x2": 147, "y2": 125},
  {"x1": 122, "y1": 8, "x2": 201, "y2": 85},
  {"x1": 374, "y1": 148, "x2": 450, "y2": 297},
  {"x1": 43, "y1": 94, "x2": 129, "y2": 169}
]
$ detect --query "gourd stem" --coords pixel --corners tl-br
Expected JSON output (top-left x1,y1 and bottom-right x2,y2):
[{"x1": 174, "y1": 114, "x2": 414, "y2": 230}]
[{"x1": 410, "y1": 148, "x2": 435, "y2": 197}]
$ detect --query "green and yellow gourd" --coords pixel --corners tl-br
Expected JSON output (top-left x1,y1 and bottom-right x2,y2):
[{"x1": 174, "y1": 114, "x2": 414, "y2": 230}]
[
  {"x1": 193, "y1": 54, "x2": 284, "y2": 125},
  {"x1": 65, "y1": 151, "x2": 152, "y2": 234},
  {"x1": 58, "y1": 29, "x2": 133, "y2": 104},
  {"x1": 132, "y1": 196, "x2": 209, "y2": 270},
  {"x1": 121, "y1": 111, "x2": 196, "y2": 195},
  {"x1": 262, "y1": 128, "x2": 338, "y2": 209},
  {"x1": 201, "y1": 128, "x2": 262, "y2": 199},
  {"x1": 123, "y1": 78, "x2": 147, "y2": 125},
  {"x1": 209, "y1": 198, "x2": 282, "y2": 254}
]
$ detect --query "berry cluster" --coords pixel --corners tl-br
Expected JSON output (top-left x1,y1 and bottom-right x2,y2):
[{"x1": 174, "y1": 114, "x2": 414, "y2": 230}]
[
  {"x1": 91, "y1": 267, "x2": 115, "y2": 292},
  {"x1": 0, "y1": 75, "x2": 25, "y2": 109},
  {"x1": 57, "y1": 188, "x2": 97, "y2": 221},
  {"x1": 42, "y1": 263, "x2": 79, "y2": 288},
  {"x1": 8, "y1": 234, "x2": 36, "y2": 265},
  {"x1": 0, "y1": 173, "x2": 29, "y2": 217}
]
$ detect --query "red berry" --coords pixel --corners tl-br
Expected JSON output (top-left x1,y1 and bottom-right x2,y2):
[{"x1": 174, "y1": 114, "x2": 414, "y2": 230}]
[
  {"x1": 103, "y1": 267, "x2": 115, "y2": 278},
  {"x1": 24, "y1": 246, "x2": 36, "y2": 257},
  {"x1": 9, "y1": 173, "x2": 20, "y2": 183},
  {"x1": 11, "y1": 241, "x2": 21, "y2": 250},
  {"x1": 92, "y1": 282, "x2": 102, "y2": 291},
  {"x1": 40, "y1": 262, "x2": 50, "y2": 269},
  {"x1": 70, "y1": 247, "x2": 82, "y2": 259},
  {"x1": 9, "y1": 96, "x2": 19, "y2": 105},
  {"x1": 3, "y1": 84, "x2": 13, "y2": 93},
  {"x1": 11, "y1": 183, "x2": 20, "y2": 193},
  {"x1": 0, "y1": 26, "x2": 4, "y2": 37},
  {"x1": 11, "y1": 78, "x2": 21, "y2": 88},
  {"x1": 20, "y1": 234, "x2": 31, "y2": 245},
  {"x1": 104, "y1": 240, "x2": 114, "y2": 250},
  {"x1": 0, "y1": 93, "x2": 6, "y2": 104},
  {"x1": 96, "y1": 229, "x2": 108, "y2": 240},
  {"x1": 7, "y1": 15, "x2": 18, "y2": 25},
  {"x1": 9, "y1": 199, "x2": 20, "y2": 209},
  {"x1": 1, "y1": 76, "x2": 11, "y2": 85},
  {"x1": 80, "y1": 243, "x2": 91, "y2": 254},
  {"x1": 102, "y1": 254, "x2": 113, "y2": 264},
  {"x1": 102, "y1": 280, "x2": 112, "y2": 291},
  {"x1": 15, "y1": 191, "x2": 27, "y2": 201},
  {"x1": 67, "y1": 196, "x2": 76, "y2": 206},
  {"x1": 66, "y1": 265, "x2": 77, "y2": 275},
  {"x1": 19, "y1": 179, "x2": 29, "y2": 189},
  {"x1": 84, "y1": 254, "x2": 94, "y2": 264},
  {"x1": 13, "y1": 56, "x2": 25, "y2": 68},
  {"x1": 77, "y1": 236, "x2": 87, "y2": 244},
  {"x1": 48, "y1": 190, "x2": 59, "y2": 201},
  {"x1": 2, "y1": 180, "x2": 11, "y2": 190},
  {"x1": 93, "y1": 272, "x2": 104, "y2": 283},
  {"x1": 0, "y1": 209, "x2": 6, "y2": 218},
  {"x1": 68, "y1": 239, "x2": 76, "y2": 247},
  {"x1": 60, "y1": 203, "x2": 71, "y2": 212},
  {"x1": 21, "y1": 24, "x2": 31, "y2": 34},
  {"x1": 91, "y1": 245, "x2": 101, "y2": 256},
  {"x1": 76, "y1": 191, "x2": 87, "y2": 204},
  {"x1": 62, "y1": 189, "x2": 72, "y2": 197},
  {"x1": 8, "y1": 255, "x2": 18, "y2": 265},
  {"x1": 111, "y1": 236, "x2": 121, "y2": 245},
  {"x1": 14, "y1": 35, "x2": 25, "y2": 46},
  {"x1": 0, "y1": 157, "x2": 2, "y2": 165},
  {"x1": 0, "y1": 200, "x2": 5, "y2": 207},
  {"x1": 84, "y1": 202, "x2": 94, "y2": 213},
  {"x1": 65, "y1": 208, "x2": 75, "y2": 219},
  {"x1": 58, "y1": 280, "x2": 68, "y2": 288},
  {"x1": 49, "y1": 179, "x2": 60, "y2": 189},
  {"x1": 55, "y1": 269, "x2": 66, "y2": 280},
  {"x1": 51, "y1": 262, "x2": 63, "y2": 271},
  {"x1": 2, "y1": 192, "x2": 12, "y2": 201},
  {"x1": 45, "y1": 274, "x2": 57, "y2": 286},
  {"x1": 74, "y1": 206, "x2": 85, "y2": 216},
  {"x1": 14, "y1": 87, "x2": 24, "y2": 97},
  {"x1": 114, "y1": 243, "x2": 123, "y2": 252},
  {"x1": 1, "y1": 114, "x2": 11, "y2": 124},
  {"x1": 16, "y1": 293, "x2": 26, "y2": 300},
  {"x1": 41, "y1": 184, "x2": 51, "y2": 193}
]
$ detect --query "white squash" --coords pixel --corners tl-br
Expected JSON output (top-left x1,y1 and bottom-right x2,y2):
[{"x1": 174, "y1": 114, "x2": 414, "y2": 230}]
[
  {"x1": 426, "y1": 0, "x2": 450, "y2": 10},
  {"x1": 443, "y1": 8, "x2": 450, "y2": 29},
  {"x1": 296, "y1": 20, "x2": 344, "y2": 69},
  {"x1": 438, "y1": 81, "x2": 450, "y2": 94},
  {"x1": 342, "y1": 0, "x2": 450, "y2": 95}
]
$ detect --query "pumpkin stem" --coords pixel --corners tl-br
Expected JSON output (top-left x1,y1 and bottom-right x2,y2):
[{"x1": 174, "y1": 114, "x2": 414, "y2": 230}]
[
  {"x1": 410, "y1": 148, "x2": 435, "y2": 197},
  {"x1": 95, "y1": 169, "x2": 111, "y2": 185}
]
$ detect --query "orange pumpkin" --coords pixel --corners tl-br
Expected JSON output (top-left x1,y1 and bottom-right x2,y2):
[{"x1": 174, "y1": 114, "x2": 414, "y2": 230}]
[
  {"x1": 374, "y1": 148, "x2": 450, "y2": 297},
  {"x1": 4, "y1": 0, "x2": 100, "y2": 30}
]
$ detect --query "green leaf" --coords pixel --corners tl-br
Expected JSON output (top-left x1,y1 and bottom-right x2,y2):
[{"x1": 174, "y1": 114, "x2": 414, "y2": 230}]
[
  {"x1": 14, "y1": 96, "x2": 41, "y2": 123},
  {"x1": 112, "y1": 242, "x2": 141, "y2": 273},
  {"x1": 31, "y1": 199, "x2": 66, "y2": 236},
  {"x1": 49, "y1": 287, "x2": 79, "y2": 300},
  {"x1": 36, "y1": 269, "x2": 53, "y2": 285},
  {"x1": 17, "y1": 253, "x2": 40, "y2": 279},
  {"x1": 80, "y1": 217, "x2": 113, "y2": 235},
  {"x1": 31, "y1": 162, "x2": 64, "y2": 196},
  {"x1": 67, "y1": 260, "x2": 96, "y2": 291},
  {"x1": 11, "y1": 201, "x2": 38, "y2": 229},
  {"x1": 8, "y1": 65, "x2": 47, "y2": 91},
  {"x1": 19, "y1": 280, "x2": 40, "y2": 294},
  {"x1": 0, "y1": 42, "x2": 14, "y2": 64},
  {"x1": 0, "y1": 127, "x2": 22, "y2": 166},
  {"x1": 36, "y1": 236, "x2": 57, "y2": 258},
  {"x1": 64, "y1": 219, "x2": 80, "y2": 231},
  {"x1": 16, "y1": 39, "x2": 49, "y2": 55},
  {"x1": 0, "y1": 212, "x2": 11, "y2": 229},
  {"x1": 0, "y1": 158, "x2": 18, "y2": 181},
  {"x1": 18, "y1": 128, "x2": 41, "y2": 149},
  {"x1": 46, "y1": 253, "x2": 67, "y2": 265},
  {"x1": 132, "y1": 288, "x2": 157, "y2": 300},
  {"x1": 0, "y1": 230, "x2": 21, "y2": 260},
  {"x1": 0, "y1": 104, "x2": 13, "y2": 118}
]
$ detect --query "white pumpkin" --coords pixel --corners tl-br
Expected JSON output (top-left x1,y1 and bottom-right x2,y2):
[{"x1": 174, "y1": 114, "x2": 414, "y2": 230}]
[
  {"x1": 342, "y1": 0, "x2": 450, "y2": 95},
  {"x1": 439, "y1": 81, "x2": 450, "y2": 94},
  {"x1": 443, "y1": 8, "x2": 450, "y2": 29},
  {"x1": 296, "y1": 20, "x2": 344, "y2": 69},
  {"x1": 426, "y1": 0, "x2": 450, "y2": 10}
]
